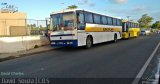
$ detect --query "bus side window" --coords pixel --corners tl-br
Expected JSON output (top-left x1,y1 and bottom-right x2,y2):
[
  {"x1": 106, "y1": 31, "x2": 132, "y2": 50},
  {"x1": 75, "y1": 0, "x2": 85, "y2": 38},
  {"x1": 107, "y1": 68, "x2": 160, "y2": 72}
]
[
  {"x1": 77, "y1": 13, "x2": 85, "y2": 30},
  {"x1": 122, "y1": 22, "x2": 125, "y2": 32},
  {"x1": 107, "y1": 17, "x2": 113, "y2": 25},
  {"x1": 126, "y1": 22, "x2": 129, "y2": 32}
]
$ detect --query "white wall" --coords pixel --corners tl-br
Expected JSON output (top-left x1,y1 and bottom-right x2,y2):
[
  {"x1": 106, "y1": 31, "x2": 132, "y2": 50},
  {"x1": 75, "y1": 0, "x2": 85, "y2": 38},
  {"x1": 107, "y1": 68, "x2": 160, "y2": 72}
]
[{"x1": 0, "y1": 35, "x2": 50, "y2": 53}]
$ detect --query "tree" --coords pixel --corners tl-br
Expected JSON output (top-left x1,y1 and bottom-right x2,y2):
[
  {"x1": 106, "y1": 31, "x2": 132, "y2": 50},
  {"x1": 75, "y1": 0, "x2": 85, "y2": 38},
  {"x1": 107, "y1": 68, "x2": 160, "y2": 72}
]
[
  {"x1": 32, "y1": 24, "x2": 36, "y2": 27},
  {"x1": 67, "y1": 5, "x2": 78, "y2": 9},
  {"x1": 152, "y1": 21, "x2": 160, "y2": 29},
  {"x1": 138, "y1": 14, "x2": 153, "y2": 28},
  {"x1": 40, "y1": 25, "x2": 42, "y2": 28}
]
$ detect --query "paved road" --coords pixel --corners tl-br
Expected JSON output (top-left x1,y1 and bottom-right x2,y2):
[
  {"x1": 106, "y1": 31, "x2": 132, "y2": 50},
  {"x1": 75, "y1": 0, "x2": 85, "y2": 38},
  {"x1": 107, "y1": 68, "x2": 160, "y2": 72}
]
[{"x1": 0, "y1": 34, "x2": 160, "y2": 84}]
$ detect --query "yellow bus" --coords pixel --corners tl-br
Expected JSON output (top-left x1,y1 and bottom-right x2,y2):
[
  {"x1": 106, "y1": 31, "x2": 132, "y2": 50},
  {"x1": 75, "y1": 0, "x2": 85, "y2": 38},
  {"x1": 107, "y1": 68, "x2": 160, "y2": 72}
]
[{"x1": 122, "y1": 20, "x2": 140, "y2": 39}]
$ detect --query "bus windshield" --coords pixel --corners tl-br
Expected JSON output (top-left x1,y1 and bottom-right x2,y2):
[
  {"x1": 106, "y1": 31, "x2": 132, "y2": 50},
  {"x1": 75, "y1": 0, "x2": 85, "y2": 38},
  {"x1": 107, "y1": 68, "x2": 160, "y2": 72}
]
[{"x1": 51, "y1": 12, "x2": 75, "y2": 31}]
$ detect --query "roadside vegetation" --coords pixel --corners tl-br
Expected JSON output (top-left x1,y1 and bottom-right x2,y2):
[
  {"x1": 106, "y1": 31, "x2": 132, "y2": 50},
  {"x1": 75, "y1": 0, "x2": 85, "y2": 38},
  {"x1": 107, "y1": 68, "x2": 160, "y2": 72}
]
[
  {"x1": 138, "y1": 14, "x2": 160, "y2": 29},
  {"x1": 27, "y1": 24, "x2": 47, "y2": 31},
  {"x1": 152, "y1": 21, "x2": 160, "y2": 29},
  {"x1": 138, "y1": 14, "x2": 153, "y2": 28},
  {"x1": 66, "y1": 5, "x2": 78, "y2": 9}
]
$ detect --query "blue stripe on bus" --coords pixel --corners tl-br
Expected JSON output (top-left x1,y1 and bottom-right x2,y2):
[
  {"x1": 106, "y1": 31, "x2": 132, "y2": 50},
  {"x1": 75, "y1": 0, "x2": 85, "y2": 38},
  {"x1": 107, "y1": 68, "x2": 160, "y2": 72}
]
[
  {"x1": 51, "y1": 34, "x2": 74, "y2": 37},
  {"x1": 50, "y1": 40, "x2": 78, "y2": 47}
]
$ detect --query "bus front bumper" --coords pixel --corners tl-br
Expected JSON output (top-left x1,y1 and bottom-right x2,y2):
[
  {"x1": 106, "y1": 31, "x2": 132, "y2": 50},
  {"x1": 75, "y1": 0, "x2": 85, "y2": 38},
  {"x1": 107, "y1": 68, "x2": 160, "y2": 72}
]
[{"x1": 50, "y1": 40, "x2": 78, "y2": 47}]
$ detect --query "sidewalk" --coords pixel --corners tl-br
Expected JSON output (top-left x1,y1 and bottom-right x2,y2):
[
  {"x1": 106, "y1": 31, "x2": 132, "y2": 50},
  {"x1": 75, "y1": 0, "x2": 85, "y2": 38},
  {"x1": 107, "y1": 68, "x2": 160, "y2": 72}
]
[{"x1": 0, "y1": 45, "x2": 55, "y2": 59}]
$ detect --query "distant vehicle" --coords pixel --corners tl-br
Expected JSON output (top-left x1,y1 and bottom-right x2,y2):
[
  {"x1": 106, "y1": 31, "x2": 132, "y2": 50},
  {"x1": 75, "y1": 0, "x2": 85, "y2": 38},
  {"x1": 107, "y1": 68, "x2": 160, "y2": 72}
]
[
  {"x1": 157, "y1": 30, "x2": 160, "y2": 34},
  {"x1": 140, "y1": 28, "x2": 151, "y2": 35},
  {"x1": 122, "y1": 20, "x2": 140, "y2": 39},
  {"x1": 140, "y1": 30, "x2": 146, "y2": 35},
  {"x1": 145, "y1": 30, "x2": 151, "y2": 35}
]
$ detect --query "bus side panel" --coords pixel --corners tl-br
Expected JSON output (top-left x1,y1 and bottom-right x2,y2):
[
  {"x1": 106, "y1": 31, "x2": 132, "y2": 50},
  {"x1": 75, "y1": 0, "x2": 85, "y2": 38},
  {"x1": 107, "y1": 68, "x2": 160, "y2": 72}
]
[
  {"x1": 93, "y1": 32, "x2": 121, "y2": 43},
  {"x1": 78, "y1": 32, "x2": 121, "y2": 45},
  {"x1": 77, "y1": 32, "x2": 113, "y2": 46},
  {"x1": 88, "y1": 32, "x2": 111, "y2": 44},
  {"x1": 116, "y1": 32, "x2": 122, "y2": 39},
  {"x1": 128, "y1": 28, "x2": 140, "y2": 37},
  {"x1": 77, "y1": 23, "x2": 122, "y2": 46},
  {"x1": 77, "y1": 31, "x2": 87, "y2": 46}
]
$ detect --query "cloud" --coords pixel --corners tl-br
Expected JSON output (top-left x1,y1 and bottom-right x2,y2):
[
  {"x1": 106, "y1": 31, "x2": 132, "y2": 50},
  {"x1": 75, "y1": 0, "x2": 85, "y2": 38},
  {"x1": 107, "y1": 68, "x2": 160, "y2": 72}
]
[
  {"x1": 150, "y1": 11, "x2": 160, "y2": 22},
  {"x1": 107, "y1": 6, "x2": 147, "y2": 15},
  {"x1": 133, "y1": 6, "x2": 146, "y2": 12},
  {"x1": 84, "y1": 0, "x2": 89, "y2": 3},
  {"x1": 109, "y1": 0, "x2": 128, "y2": 4},
  {"x1": 78, "y1": 0, "x2": 96, "y2": 7},
  {"x1": 106, "y1": 6, "x2": 148, "y2": 21}
]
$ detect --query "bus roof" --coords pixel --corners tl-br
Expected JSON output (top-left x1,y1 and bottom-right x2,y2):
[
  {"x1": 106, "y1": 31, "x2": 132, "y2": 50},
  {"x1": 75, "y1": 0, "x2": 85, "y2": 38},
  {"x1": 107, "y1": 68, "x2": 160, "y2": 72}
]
[
  {"x1": 50, "y1": 9, "x2": 78, "y2": 15},
  {"x1": 122, "y1": 20, "x2": 139, "y2": 24},
  {"x1": 50, "y1": 9, "x2": 122, "y2": 19}
]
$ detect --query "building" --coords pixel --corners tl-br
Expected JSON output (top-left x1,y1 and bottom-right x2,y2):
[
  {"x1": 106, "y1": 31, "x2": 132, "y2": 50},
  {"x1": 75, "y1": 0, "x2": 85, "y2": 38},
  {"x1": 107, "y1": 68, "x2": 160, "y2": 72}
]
[{"x1": 0, "y1": 11, "x2": 27, "y2": 36}]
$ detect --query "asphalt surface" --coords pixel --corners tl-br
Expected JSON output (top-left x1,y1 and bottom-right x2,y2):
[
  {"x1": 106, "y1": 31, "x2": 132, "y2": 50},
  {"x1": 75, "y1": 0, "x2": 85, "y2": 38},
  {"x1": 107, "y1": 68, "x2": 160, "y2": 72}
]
[{"x1": 0, "y1": 34, "x2": 160, "y2": 84}]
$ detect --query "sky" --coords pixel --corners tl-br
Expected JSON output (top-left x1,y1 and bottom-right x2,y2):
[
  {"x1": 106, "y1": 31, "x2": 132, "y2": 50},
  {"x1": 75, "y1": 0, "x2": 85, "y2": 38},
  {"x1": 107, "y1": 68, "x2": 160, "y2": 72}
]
[{"x1": 0, "y1": 0, "x2": 160, "y2": 22}]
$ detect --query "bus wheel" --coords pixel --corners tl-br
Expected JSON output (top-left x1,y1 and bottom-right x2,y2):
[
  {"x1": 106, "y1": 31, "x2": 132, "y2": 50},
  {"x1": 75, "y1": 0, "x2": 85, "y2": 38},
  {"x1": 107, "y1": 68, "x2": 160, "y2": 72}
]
[
  {"x1": 129, "y1": 33, "x2": 131, "y2": 38},
  {"x1": 114, "y1": 34, "x2": 117, "y2": 42},
  {"x1": 137, "y1": 32, "x2": 140, "y2": 36},
  {"x1": 86, "y1": 36, "x2": 93, "y2": 49}
]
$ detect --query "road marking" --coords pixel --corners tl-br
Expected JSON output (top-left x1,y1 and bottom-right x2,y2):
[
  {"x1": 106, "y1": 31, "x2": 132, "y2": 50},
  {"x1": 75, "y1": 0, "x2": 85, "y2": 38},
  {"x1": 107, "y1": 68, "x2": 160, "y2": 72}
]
[
  {"x1": 155, "y1": 58, "x2": 160, "y2": 83},
  {"x1": 132, "y1": 41, "x2": 160, "y2": 84}
]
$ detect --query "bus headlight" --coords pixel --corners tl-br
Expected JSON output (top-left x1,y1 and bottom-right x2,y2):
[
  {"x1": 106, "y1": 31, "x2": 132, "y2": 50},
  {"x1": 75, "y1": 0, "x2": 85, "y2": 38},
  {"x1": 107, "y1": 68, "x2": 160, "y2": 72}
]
[
  {"x1": 67, "y1": 42, "x2": 70, "y2": 44},
  {"x1": 51, "y1": 42, "x2": 55, "y2": 44},
  {"x1": 66, "y1": 42, "x2": 73, "y2": 44},
  {"x1": 70, "y1": 42, "x2": 73, "y2": 44}
]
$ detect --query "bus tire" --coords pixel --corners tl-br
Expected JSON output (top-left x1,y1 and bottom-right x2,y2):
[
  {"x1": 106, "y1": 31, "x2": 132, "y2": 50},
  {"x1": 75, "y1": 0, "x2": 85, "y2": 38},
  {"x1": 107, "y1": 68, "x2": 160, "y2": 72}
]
[
  {"x1": 129, "y1": 33, "x2": 131, "y2": 38},
  {"x1": 137, "y1": 32, "x2": 140, "y2": 36},
  {"x1": 114, "y1": 34, "x2": 117, "y2": 43},
  {"x1": 136, "y1": 32, "x2": 138, "y2": 37},
  {"x1": 86, "y1": 36, "x2": 93, "y2": 49}
]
